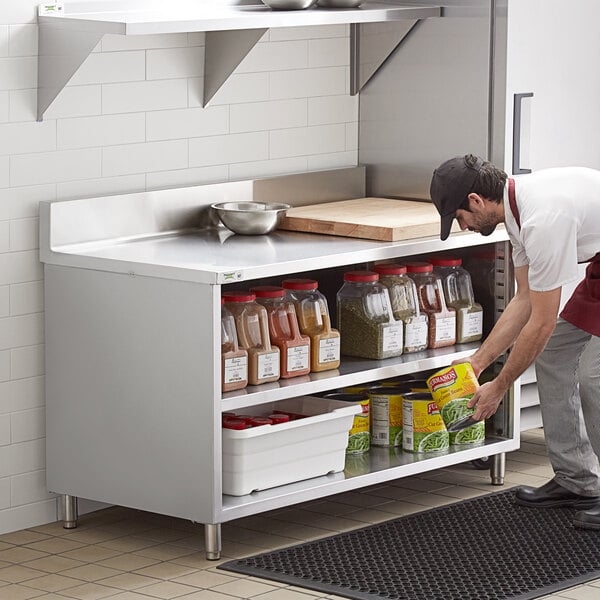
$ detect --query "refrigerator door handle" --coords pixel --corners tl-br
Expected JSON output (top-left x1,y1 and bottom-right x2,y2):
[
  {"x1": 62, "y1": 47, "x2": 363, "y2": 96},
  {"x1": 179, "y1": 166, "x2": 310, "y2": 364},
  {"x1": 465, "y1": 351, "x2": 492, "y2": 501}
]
[{"x1": 512, "y1": 92, "x2": 534, "y2": 174}]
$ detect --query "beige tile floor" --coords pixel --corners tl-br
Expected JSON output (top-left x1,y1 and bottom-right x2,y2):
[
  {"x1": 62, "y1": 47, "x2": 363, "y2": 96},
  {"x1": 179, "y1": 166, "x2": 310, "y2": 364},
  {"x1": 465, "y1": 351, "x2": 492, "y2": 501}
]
[{"x1": 1, "y1": 429, "x2": 599, "y2": 600}]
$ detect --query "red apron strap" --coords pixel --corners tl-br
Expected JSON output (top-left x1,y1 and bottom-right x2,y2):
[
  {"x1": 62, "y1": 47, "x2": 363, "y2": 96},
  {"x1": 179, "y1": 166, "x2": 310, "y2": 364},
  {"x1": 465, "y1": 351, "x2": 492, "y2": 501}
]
[{"x1": 508, "y1": 178, "x2": 520, "y2": 229}]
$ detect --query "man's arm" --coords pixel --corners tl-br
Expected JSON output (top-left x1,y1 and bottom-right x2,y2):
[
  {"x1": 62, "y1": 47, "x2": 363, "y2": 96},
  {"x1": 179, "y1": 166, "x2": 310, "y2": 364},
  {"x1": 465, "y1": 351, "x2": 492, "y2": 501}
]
[
  {"x1": 466, "y1": 265, "x2": 533, "y2": 376},
  {"x1": 469, "y1": 270, "x2": 562, "y2": 420}
]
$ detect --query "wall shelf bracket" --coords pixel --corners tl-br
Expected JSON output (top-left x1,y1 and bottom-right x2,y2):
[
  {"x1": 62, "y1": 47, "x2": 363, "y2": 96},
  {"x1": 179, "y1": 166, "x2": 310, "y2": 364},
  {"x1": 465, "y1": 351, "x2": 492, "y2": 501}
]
[
  {"x1": 37, "y1": 24, "x2": 108, "y2": 121},
  {"x1": 350, "y1": 19, "x2": 420, "y2": 96},
  {"x1": 204, "y1": 28, "x2": 268, "y2": 107}
]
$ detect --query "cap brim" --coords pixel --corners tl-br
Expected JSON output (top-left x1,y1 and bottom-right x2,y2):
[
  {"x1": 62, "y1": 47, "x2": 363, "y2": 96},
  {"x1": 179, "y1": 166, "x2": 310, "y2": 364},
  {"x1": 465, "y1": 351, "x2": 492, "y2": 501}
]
[{"x1": 439, "y1": 213, "x2": 455, "y2": 241}]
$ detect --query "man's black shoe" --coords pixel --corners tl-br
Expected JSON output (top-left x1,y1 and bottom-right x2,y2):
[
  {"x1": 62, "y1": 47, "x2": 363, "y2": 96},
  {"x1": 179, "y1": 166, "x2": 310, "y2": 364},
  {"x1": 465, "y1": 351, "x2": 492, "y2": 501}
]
[
  {"x1": 514, "y1": 479, "x2": 599, "y2": 509},
  {"x1": 574, "y1": 503, "x2": 600, "y2": 529}
]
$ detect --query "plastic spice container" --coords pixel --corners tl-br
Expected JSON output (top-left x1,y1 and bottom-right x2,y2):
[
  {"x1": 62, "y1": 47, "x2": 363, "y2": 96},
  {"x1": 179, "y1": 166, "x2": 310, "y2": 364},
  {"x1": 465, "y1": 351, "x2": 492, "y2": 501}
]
[
  {"x1": 281, "y1": 278, "x2": 341, "y2": 372},
  {"x1": 406, "y1": 262, "x2": 456, "y2": 348},
  {"x1": 429, "y1": 257, "x2": 483, "y2": 343},
  {"x1": 222, "y1": 291, "x2": 280, "y2": 386},
  {"x1": 251, "y1": 286, "x2": 311, "y2": 379},
  {"x1": 373, "y1": 263, "x2": 428, "y2": 353},
  {"x1": 336, "y1": 270, "x2": 403, "y2": 360},
  {"x1": 221, "y1": 298, "x2": 248, "y2": 392}
]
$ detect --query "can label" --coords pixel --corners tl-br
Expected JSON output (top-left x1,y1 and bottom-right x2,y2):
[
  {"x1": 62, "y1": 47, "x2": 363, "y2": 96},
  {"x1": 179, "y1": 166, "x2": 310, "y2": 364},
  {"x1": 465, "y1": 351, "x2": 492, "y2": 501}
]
[
  {"x1": 369, "y1": 389, "x2": 403, "y2": 447},
  {"x1": 346, "y1": 398, "x2": 370, "y2": 455},
  {"x1": 402, "y1": 398, "x2": 448, "y2": 453},
  {"x1": 427, "y1": 363, "x2": 485, "y2": 446}
]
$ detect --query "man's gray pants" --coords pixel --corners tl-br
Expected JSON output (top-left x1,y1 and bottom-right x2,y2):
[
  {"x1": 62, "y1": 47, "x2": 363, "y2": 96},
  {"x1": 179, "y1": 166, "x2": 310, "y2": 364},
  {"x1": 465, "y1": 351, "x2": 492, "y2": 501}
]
[{"x1": 535, "y1": 318, "x2": 600, "y2": 496}]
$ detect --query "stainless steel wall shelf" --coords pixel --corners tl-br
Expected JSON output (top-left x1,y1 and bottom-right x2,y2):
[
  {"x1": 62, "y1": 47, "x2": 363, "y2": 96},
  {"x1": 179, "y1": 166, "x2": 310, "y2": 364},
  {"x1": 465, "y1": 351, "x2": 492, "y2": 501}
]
[{"x1": 37, "y1": 0, "x2": 441, "y2": 119}]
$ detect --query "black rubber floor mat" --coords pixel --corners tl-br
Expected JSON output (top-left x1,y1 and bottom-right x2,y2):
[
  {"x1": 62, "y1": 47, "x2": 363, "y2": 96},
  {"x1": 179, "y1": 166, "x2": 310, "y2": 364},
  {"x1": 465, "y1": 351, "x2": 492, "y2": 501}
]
[{"x1": 219, "y1": 488, "x2": 600, "y2": 600}]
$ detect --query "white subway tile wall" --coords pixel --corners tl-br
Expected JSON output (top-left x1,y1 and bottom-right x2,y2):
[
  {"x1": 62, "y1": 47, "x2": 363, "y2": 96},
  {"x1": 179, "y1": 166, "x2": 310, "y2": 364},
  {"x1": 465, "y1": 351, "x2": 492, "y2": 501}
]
[{"x1": 0, "y1": 5, "x2": 358, "y2": 533}]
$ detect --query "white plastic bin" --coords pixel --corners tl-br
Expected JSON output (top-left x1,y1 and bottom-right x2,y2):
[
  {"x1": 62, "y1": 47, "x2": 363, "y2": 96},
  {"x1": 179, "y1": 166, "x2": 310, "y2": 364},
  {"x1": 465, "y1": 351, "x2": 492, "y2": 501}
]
[{"x1": 222, "y1": 396, "x2": 360, "y2": 496}]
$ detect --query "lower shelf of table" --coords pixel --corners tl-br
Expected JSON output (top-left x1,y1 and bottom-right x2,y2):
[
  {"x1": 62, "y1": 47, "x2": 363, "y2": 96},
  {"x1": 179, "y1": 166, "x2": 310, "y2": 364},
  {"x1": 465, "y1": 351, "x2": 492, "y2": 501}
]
[{"x1": 219, "y1": 436, "x2": 516, "y2": 521}]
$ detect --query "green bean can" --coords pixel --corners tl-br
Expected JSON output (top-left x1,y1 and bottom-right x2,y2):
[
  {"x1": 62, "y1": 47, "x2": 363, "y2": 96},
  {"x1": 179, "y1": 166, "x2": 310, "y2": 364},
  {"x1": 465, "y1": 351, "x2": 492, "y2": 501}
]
[
  {"x1": 402, "y1": 392, "x2": 449, "y2": 453},
  {"x1": 322, "y1": 392, "x2": 370, "y2": 454},
  {"x1": 368, "y1": 387, "x2": 404, "y2": 447},
  {"x1": 427, "y1": 363, "x2": 485, "y2": 446}
]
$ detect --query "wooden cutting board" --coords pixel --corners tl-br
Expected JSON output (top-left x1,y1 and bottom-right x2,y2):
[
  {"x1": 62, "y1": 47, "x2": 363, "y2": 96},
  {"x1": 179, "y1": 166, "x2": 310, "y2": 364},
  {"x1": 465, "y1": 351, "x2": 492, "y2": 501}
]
[{"x1": 278, "y1": 197, "x2": 458, "y2": 242}]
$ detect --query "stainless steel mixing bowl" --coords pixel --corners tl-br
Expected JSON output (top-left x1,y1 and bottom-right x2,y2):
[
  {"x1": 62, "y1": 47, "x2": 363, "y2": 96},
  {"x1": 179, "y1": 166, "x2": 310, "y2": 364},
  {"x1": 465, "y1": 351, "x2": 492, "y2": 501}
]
[{"x1": 211, "y1": 201, "x2": 290, "y2": 235}]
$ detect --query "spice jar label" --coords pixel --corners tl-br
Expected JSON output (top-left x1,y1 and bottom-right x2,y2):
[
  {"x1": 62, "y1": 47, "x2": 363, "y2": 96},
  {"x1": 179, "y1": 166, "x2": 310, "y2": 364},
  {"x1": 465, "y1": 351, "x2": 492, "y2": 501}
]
[
  {"x1": 319, "y1": 337, "x2": 340, "y2": 363},
  {"x1": 381, "y1": 323, "x2": 403, "y2": 353},
  {"x1": 434, "y1": 316, "x2": 456, "y2": 343},
  {"x1": 405, "y1": 320, "x2": 428, "y2": 349},
  {"x1": 224, "y1": 355, "x2": 248, "y2": 384},
  {"x1": 286, "y1": 345, "x2": 310, "y2": 372},
  {"x1": 461, "y1": 310, "x2": 483, "y2": 338},
  {"x1": 257, "y1": 351, "x2": 280, "y2": 380}
]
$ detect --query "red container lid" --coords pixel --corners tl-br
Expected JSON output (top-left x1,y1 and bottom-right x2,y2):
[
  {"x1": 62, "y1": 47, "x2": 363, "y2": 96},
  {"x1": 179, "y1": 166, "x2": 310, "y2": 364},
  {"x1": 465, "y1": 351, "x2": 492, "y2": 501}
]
[
  {"x1": 373, "y1": 263, "x2": 407, "y2": 275},
  {"x1": 251, "y1": 285, "x2": 286, "y2": 298},
  {"x1": 343, "y1": 270, "x2": 379, "y2": 282},
  {"x1": 268, "y1": 413, "x2": 291, "y2": 424},
  {"x1": 222, "y1": 291, "x2": 256, "y2": 302},
  {"x1": 406, "y1": 262, "x2": 433, "y2": 273},
  {"x1": 222, "y1": 417, "x2": 248, "y2": 430},
  {"x1": 429, "y1": 257, "x2": 462, "y2": 267},
  {"x1": 281, "y1": 278, "x2": 319, "y2": 291},
  {"x1": 248, "y1": 416, "x2": 273, "y2": 427}
]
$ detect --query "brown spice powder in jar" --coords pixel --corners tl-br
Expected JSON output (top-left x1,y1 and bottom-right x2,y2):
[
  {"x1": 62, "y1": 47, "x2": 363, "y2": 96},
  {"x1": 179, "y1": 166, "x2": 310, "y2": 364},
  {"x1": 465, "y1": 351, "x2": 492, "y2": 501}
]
[{"x1": 222, "y1": 291, "x2": 280, "y2": 385}]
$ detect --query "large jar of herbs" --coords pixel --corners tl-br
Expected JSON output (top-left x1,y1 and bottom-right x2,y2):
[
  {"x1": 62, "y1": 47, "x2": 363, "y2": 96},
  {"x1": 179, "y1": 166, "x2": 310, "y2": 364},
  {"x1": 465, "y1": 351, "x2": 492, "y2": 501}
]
[
  {"x1": 336, "y1": 270, "x2": 403, "y2": 360},
  {"x1": 220, "y1": 297, "x2": 248, "y2": 392},
  {"x1": 222, "y1": 291, "x2": 280, "y2": 385},
  {"x1": 251, "y1": 286, "x2": 311, "y2": 379},
  {"x1": 406, "y1": 262, "x2": 456, "y2": 349},
  {"x1": 430, "y1": 257, "x2": 483, "y2": 343},
  {"x1": 373, "y1": 263, "x2": 428, "y2": 353},
  {"x1": 281, "y1": 278, "x2": 340, "y2": 372}
]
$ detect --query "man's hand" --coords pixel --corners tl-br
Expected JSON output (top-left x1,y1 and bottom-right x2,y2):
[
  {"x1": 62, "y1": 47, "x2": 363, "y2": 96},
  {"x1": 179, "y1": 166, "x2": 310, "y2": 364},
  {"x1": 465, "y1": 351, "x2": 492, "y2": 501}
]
[
  {"x1": 468, "y1": 380, "x2": 506, "y2": 421},
  {"x1": 451, "y1": 357, "x2": 484, "y2": 378}
]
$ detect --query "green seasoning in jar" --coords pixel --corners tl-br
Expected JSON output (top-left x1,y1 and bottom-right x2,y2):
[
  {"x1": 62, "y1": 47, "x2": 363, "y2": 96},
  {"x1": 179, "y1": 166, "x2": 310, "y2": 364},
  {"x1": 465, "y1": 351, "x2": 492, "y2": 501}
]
[
  {"x1": 322, "y1": 392, "x2": 370, "y2": 454},
  {"x1": 220, "y1": 298, "x2": 248, "y2": 392},
  {"x1": 281, "y1": 278, "x2": 340, "y2": 372},
  {"x1": 430, "y1": 257, "x2": 483, "y2": 343},
  {"x1": 373, "y1": 263, "x2": 428, "y2": 353},
  {"x1": 406, "y1": 262, "x2": 456, "y2": 349},
  {"x1": 368, "y1": 387, "x2": 404, "y2": 447},
  {"x1": 222, "y1": 291, "x2": 280, "y2": 386},
  {"x1": 336, "y1": 270, "x2": 403, "y2": 360},
  {"x1": 402, "y1": 392, "x2": 449, "y2": 454}
]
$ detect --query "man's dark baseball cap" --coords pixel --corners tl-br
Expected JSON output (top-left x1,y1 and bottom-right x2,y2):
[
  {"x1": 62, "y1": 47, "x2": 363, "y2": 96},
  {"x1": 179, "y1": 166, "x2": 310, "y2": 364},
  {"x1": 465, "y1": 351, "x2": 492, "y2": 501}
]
[{"x1": 430, "y1": 154, "x2": 484, "y2": 241}]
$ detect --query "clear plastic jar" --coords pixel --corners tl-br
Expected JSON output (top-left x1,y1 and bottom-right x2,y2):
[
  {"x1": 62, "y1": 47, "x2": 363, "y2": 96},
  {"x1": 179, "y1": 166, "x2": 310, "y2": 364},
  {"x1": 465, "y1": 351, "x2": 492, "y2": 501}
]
[
  {"x1": 406, "y1": 262, "x2": 456, "y2": 349},
  {"x1": 281, "y1": 278, "x2": 340, "y2": 372},
  {"x1": 336, "y1": 270, "x2": 403, "y2": 360},
  {"x1": 251, "y1": 286, "x2": 311, "y2": 379},
  {"x1": 222, "y1": 291, "x2": 280, "y2": 385},
  {"x1": 430, "y1": 257, "x2": 483, "y2": 343},
  {"x1": 373, "y1": 263, "x2": 428, "y2": 353},
  {"x1": 221, "y1": 298, "x2": 248, "y2": 392}
]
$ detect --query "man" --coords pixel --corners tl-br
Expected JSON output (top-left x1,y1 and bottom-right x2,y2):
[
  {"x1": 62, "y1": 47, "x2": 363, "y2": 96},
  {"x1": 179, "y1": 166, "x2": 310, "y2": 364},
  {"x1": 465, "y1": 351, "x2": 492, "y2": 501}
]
[{"x1": 430, "y1": 154, "x2": 600, "y2": 529}]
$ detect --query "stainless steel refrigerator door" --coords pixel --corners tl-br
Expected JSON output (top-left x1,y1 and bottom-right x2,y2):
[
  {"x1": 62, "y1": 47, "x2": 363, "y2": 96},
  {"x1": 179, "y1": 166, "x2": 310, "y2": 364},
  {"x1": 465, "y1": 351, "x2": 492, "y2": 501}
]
[{"x1": 358, "y1": 1, "x2": 494, "y2": 199}]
